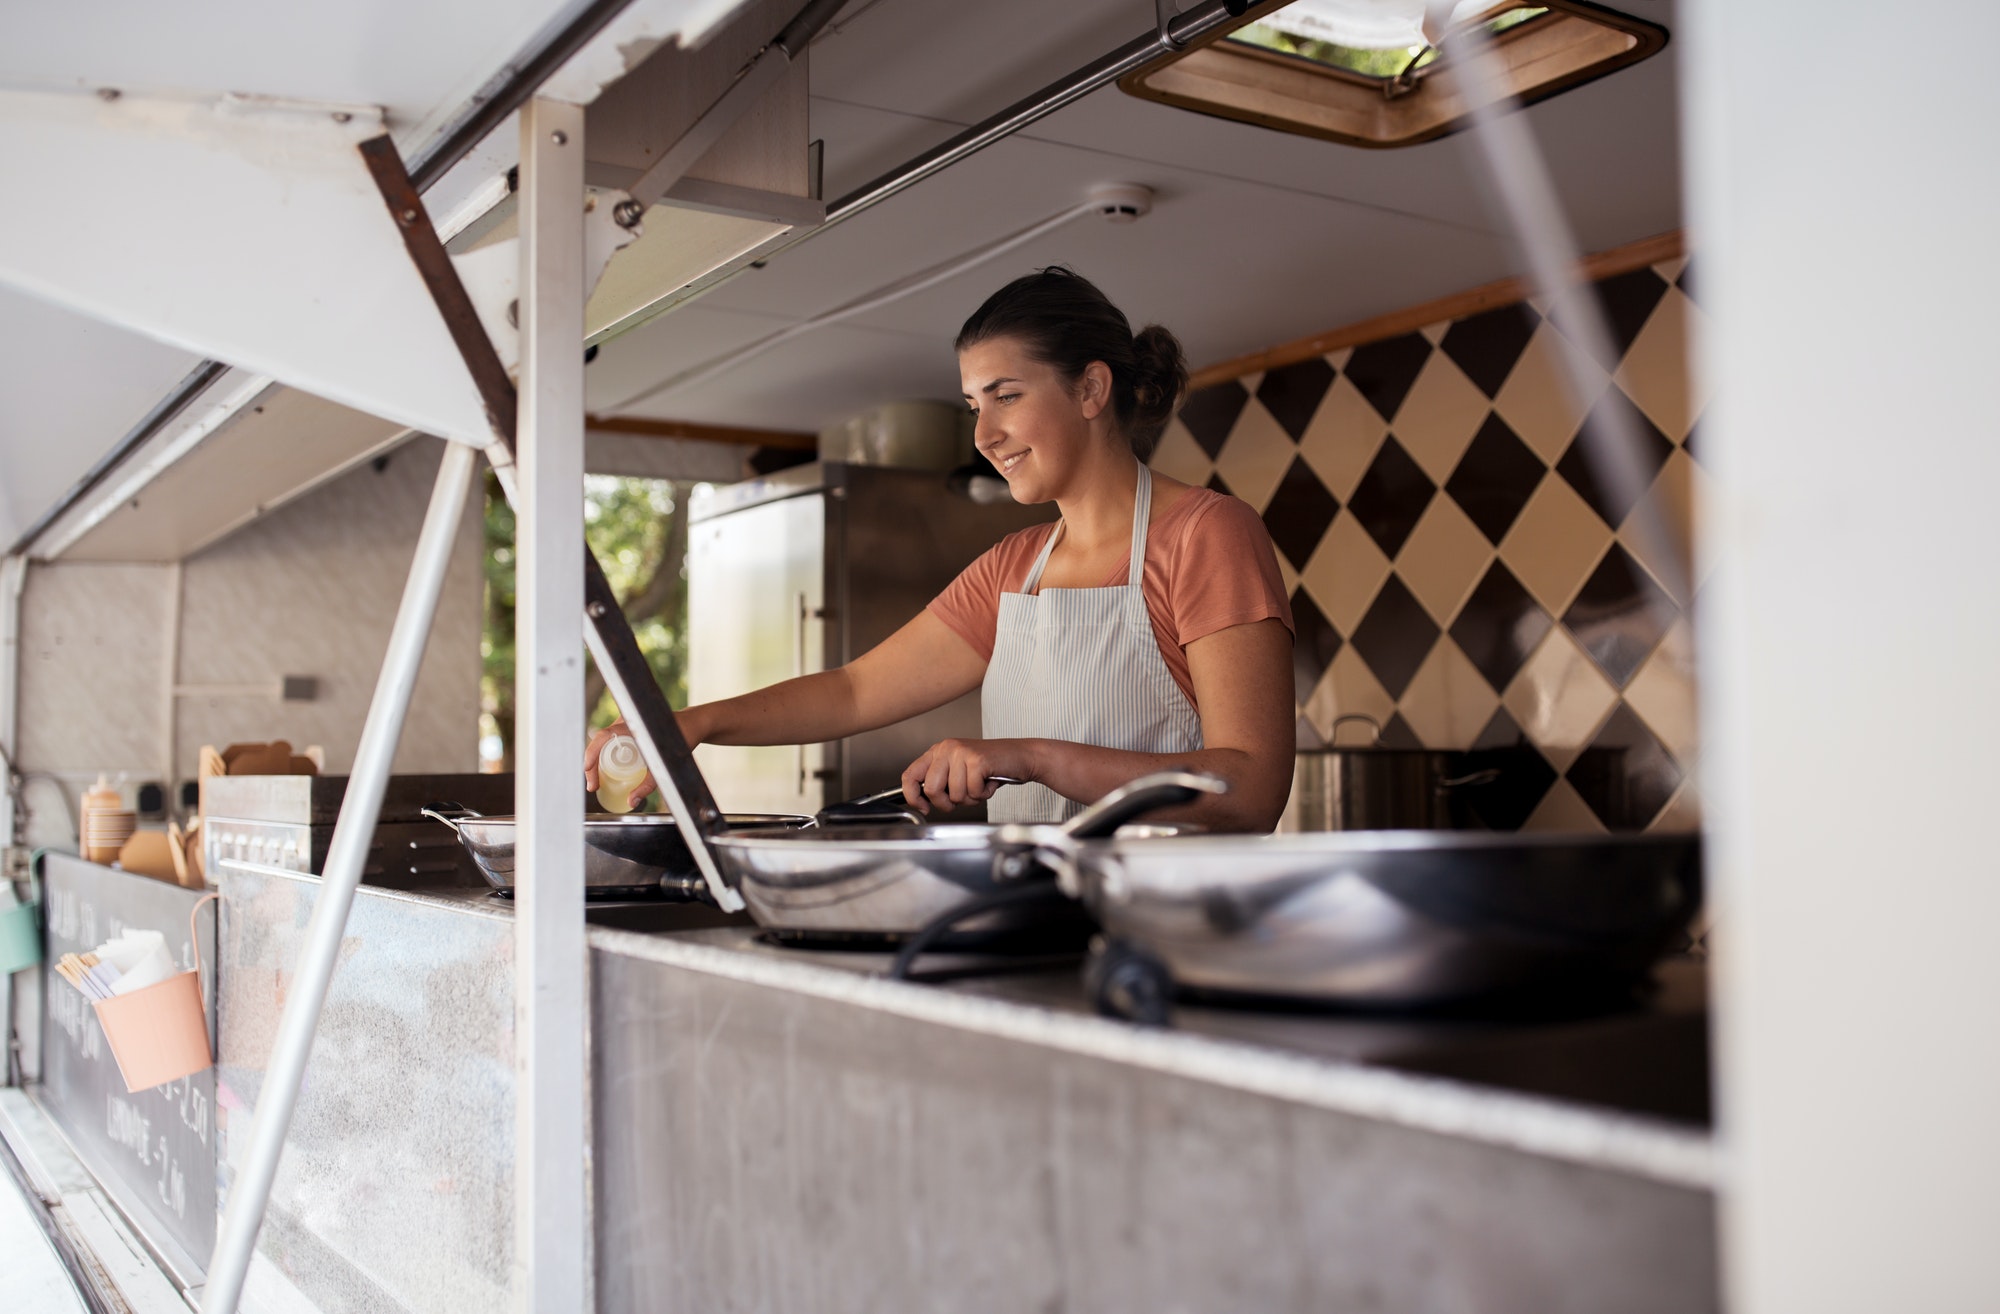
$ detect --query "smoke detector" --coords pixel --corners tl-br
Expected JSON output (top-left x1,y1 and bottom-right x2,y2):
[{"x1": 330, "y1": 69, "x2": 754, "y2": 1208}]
[{"x1": 1088, "y1": 184, "x2": 1154, "y2": 223}]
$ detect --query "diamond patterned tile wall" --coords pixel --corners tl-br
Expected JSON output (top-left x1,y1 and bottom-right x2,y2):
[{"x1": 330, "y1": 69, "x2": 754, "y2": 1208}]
[{"x1": 1153, "y1": 256, "x2": 1704, "y2": 833}]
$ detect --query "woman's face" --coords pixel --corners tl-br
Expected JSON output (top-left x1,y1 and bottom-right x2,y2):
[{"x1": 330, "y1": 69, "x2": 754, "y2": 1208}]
[{"x1": 960, "y1": 336, "x2": 1110, "y2": 505}]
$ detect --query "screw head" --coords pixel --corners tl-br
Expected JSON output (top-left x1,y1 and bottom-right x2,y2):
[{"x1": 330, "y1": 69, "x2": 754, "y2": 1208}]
[
  {"x1": 96, "y1": 87, "x2": 120, "y2": 101},
  {"x1": 613, "y1": 199, "x2": 645, "y2": 230},
  {"x1": 332, "y1": 111, "x2": 351, "y2": 124},
  {"x1": 586, "y1": 601, "x2": 606, "y2": 619},
  {"x1": 399, "y1": 207, "x2": 418, "y2": 226},
  {"x1": 550, "y1": 130, "x2": 568, "y2": 146}
]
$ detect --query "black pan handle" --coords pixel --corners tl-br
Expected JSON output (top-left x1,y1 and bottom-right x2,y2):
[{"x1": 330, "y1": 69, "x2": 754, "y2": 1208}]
[{"x1": 1063, "y1": 770, "x2": 1227, "y2": 840}]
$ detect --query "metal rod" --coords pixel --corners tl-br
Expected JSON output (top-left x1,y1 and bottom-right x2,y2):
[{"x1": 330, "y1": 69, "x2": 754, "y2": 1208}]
[
  {"x1": 405, "y1": 0, "x2": 639, "y2": 193},
  {"x1": 515, "y1": 96, "x2": 590, "y2": 1313},
  {"x1": 201, "y1": 438, "x2": 478, "y2": 1314},
  {"x1": 820, "y1": 0, "x2": 1246, "y2": 231}
]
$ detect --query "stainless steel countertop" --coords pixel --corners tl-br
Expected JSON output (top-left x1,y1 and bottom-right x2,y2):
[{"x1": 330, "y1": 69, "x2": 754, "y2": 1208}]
[{"x1": 234, "y1": 865, "x2": 1716, "y2": 1191}]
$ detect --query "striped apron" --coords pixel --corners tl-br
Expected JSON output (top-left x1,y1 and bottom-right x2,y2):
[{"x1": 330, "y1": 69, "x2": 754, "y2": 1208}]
[{"x1": 983, "y1": 460, "x2": 1203, "y2": 823}]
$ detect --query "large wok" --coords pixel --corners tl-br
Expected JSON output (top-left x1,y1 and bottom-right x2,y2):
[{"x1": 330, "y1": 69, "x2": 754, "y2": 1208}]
[
  {"x1": 712, "y1": 771, "x2": 1219, "y2": 937},
  {"x1": 1027, "y1": 828, "x2": 1701, "y2": 1014}
]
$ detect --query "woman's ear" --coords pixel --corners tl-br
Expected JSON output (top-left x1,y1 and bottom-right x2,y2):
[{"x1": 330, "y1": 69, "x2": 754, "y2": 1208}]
[{"x1": 1078, "y1": 361, "x2": 1113, "y2": 420}]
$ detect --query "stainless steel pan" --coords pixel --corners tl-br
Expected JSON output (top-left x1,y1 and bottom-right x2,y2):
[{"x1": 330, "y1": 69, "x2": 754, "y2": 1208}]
[
  {"x1": 711, "y1": 771, "x2": 1221, "y2": 936},
  {"x1": 422, "y1": 805, "x2": 809, "y2": 898},
  {"x1": 1032, "y1": 829, "x2": 1700, "y2": 1013}
]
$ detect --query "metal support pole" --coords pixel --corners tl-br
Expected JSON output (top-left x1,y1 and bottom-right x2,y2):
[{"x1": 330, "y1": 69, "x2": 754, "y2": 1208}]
[
  {"x1": 515, "y1": 96, "x2": 589, "y2": 1313},
  {"x1": 201, "y1": 437, "x2": 478, "y2": 1313}
]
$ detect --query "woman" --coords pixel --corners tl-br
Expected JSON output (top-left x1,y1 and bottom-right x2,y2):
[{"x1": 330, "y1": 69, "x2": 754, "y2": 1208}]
[{"x1": 587, "y1": 267, "x2": 1296, "y2": 831}]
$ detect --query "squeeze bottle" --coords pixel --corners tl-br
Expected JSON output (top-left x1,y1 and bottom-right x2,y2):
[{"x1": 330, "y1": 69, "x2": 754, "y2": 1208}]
[{"x1": 595, "y1": 735, "x2": 649, "y2": 814}]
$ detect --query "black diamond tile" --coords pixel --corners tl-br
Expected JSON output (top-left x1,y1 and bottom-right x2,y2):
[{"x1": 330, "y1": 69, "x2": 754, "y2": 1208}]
[
  {"x1": 1349, "y1": 575, "x2": 1439, "y2": 701},
  {"x1": 1343, "y1": 332, "x2": 1433, "y2": 424},
  {"x1": 1206, "y1": 470, "x2": 1233, "y2": 496},
  {"x1": 1549, "y1": 267, "x2": 1670, "y2": 370},
  {"x1": 1438, "y1": 302, "x2": 1540, "y2": 399},
  {"x1": 1681, "y1": 418, "x2": 1701, "y2": 467},
  {"x1": 1445, "y1": 415, "x2": 1547, "y2": 545},
  {"x1": 1346, "y1": 436, "x2": 1435, "y2": 560},
  {"x1": 1377, "y1": 711, "x2": 1424, "y2": 750},
  {"x1": 1262, "y1": 458, "x2": 1340, "y2": 571},
  {"x1": 1455, "y1": 720, "x2": 1558, "y2": 831},
  {"x1": 1472, "y1": 704, "x2": 1527, "y2": 749},
  {"x1": 1567, "y1": 702, "x2": 1682, "y2": 830},
  {"x1": 1554, "y1": 390, "x2": 1674, "y2": 528},
  {"x1": 1675, "y1": 257, "x2": 1696, "y2": 307},
  {"x1": 1449, "y1": 563, "x2": 1553, "y2": 694},
  {"x1": 1289, "y1": 587, "x2": 1342, "y2": 704},
  {"x1": 1256, "y1": 357, "x2": 1336, "y2": 441},
  {"x1": 1178, "y1": 381, "x2": 1250, "y2": 459},
  {"x1": 1562, "y1": 543, "x2": 1675, "y2": 689}
]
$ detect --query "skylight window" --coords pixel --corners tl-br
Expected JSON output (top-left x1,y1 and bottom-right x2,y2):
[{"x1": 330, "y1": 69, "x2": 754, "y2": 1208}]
[{"x1": 1122, "y1": 1, "x2": 1665, "y2": 149}]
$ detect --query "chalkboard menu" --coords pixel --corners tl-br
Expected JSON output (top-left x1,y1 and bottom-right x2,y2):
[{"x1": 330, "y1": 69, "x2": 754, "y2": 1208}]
[{"x1": 40, "y1": 854, "x2": 217, "y2": 1285}]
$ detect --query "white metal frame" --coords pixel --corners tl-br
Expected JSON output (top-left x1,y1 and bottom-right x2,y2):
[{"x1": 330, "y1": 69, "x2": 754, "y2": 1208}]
[{"x1": 513, "y1": 96, "x2": 590, "y2": 1311}]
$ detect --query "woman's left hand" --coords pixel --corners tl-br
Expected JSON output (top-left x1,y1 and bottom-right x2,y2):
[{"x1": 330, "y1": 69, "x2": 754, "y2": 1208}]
[{"x1": 901, "y1": 738, "x2": 1040, "y2": 813}]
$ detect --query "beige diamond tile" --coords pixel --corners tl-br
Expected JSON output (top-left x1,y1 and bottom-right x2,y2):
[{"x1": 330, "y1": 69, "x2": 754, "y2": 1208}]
[
  {"x1": 1396, "y1": 638, "x2": 1500, "y2": 748},
  {"x1": 1299, "y1": 511, "x2": 1392, "y2": 637},
  {"x1": 1396, "y1": 497, "x2": 1493, "y2": 626},
  {"x1": 1297, "y1": 375, "x2": 1387, "y2": 501},
  {"x1": 1623, "y1": 618, "x2": 1699, "y2": 763},
  {"x1": 1150, "y1": 417, "x2": 1213, "y2": 486},
  {"x1": 1418, "y1": 319, "x2": 1450, "y2": 345},
  {"x1": 1302, "y1": 643, "x2": 1395, "y2": 741},
  {"x1": 1655, "y1": 256, "x2": 1688, "y2": 282},
  {"x1": 1619, "y1": 449, "x2": 1698, "y2": 605},
  {"x1": 1211, "y1": 401, "x2": 1294, "y2": 512},
  {"x1": 1326, "y1": 346, "x2": 1354, "y2": 371},
  {"x1": 1502, "y1": 627, "x2": 1619, "y2": 765},
  {"x1": 1519, "y1": 778, "x2": 1608, "y2": 834},
  {"x1": 1614, "y1": 286, "x2": 1707, "y2": 442},
  {"x1": 1493, "y1": 322, "x2": 1610, "y2": 464},
  {"x1": 1391, "y1": 352, "x2": 1490, "y2": 484},
  {"x1": 1499, "y1": 478, "x2": 1613, "y2": 614}
]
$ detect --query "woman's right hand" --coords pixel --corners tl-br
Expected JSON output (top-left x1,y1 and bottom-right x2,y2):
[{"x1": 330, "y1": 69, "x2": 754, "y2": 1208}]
[
  {"x1": 583, "y1": 721, "x2": 653, "y2": 809},
  {"x1": 583, "y1": 709, "x2": 713, "y2": 809}
]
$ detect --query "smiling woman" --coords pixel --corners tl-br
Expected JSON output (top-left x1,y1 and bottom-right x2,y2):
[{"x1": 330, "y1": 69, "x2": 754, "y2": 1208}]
[{"x1": 587, "y1": 268, "x2": 1297, "y2": 832}]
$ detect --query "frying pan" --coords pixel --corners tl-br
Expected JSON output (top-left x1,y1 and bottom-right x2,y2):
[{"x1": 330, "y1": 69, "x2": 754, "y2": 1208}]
[
  {"x1": 710, "y1": 771, "x2": 1221, "y2": 937},
  {"x1": 1029, "y1": 828, "x2": 1701, "y2": 1013},
  {"x1": 422, "y1": 804, "x2": 809, "y2": 898}
]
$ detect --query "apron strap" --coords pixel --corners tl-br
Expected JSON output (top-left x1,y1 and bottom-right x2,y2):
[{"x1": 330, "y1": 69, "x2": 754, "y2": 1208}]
[
  {"x1": 1126, "y1": 457, "x2": 1152, "y2": 588},
  {"x1": 1019, "y1": 520, "x2": 1064, "y2": 593}
]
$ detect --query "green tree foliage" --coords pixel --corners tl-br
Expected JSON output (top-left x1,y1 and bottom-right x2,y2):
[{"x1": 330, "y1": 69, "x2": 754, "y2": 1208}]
[{"x1": 481, "y1": 473, "x2": 692, "y2": 769}]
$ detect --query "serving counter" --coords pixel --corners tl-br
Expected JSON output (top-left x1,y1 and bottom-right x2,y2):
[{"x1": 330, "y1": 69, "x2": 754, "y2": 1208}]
[{"x1": 37, "y1": 856, "x2": 1717, "y2": 1312}]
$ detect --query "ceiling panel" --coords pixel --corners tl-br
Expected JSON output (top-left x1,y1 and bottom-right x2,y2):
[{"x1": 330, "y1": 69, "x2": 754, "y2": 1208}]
[{"x1": 0, "y1": 287, "x2": 204, "y2": 546}]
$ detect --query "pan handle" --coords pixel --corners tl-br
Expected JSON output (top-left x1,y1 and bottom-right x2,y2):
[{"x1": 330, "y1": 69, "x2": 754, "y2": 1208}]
[
  {"x1": 1326, "y1": 713, "x2": 1383, "y2": 747},
  {"x1": 419, "y1": 802, "x2": 481, "y2": 834},
  {"x1": 1063, "y1": 770, "x2": 1227, "y2": 840}
]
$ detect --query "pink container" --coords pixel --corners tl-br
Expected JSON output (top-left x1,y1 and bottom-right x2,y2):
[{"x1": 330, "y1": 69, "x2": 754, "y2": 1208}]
[{"x1": 92, "y1": 893, "x2": 217, "y2": 1093}]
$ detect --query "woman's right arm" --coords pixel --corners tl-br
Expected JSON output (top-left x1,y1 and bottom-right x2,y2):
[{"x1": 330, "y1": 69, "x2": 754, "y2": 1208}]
[{"x1": 585, "y1": 610, "x2": 987, "y2": 802}]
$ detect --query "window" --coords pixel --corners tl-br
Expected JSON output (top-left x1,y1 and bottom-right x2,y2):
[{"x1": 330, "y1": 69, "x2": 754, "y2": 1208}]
[{"x1": 1121, "y1": 0, "x2": 1666, "y2": 150}]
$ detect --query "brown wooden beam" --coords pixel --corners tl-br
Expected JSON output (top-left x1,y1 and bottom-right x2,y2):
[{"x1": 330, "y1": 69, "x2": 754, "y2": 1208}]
[
  {"x1": 1188, "y1": 229, "x2": 1686, "y2": 390},
  {"x1": 585, "y1": 413, "x2": 818, "y2": 451}
]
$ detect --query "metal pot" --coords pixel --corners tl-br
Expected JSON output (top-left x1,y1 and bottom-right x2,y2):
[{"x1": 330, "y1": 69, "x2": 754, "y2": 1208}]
[
  {"x1": 1287, "y1": 715, "x2": 1500, "y2": 832},
  {"x1": 422, "y1": 805, "x2": 810, "y2": 898}
]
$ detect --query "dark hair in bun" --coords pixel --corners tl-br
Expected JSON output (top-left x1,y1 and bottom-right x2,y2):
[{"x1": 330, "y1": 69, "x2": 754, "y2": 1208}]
[{"x1": 955, "y1": 266, "x2": 1189, "y2": 461}]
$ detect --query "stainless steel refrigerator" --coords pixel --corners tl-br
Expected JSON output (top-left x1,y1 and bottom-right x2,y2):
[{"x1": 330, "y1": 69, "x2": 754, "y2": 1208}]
[{"x1": 687, "y1": 461, "x2": 1055, "y2": 815}]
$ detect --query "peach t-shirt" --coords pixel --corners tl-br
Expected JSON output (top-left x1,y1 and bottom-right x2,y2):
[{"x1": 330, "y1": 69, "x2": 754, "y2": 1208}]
[{"x1": 928, "y1": 486, "x2": 1293, "y2": 708}]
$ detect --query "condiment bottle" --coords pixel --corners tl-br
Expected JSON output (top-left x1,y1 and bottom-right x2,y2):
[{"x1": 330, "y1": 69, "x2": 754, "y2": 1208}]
[{"x1": 594, "y1": 735, "x2": 649, "y2": 814}]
